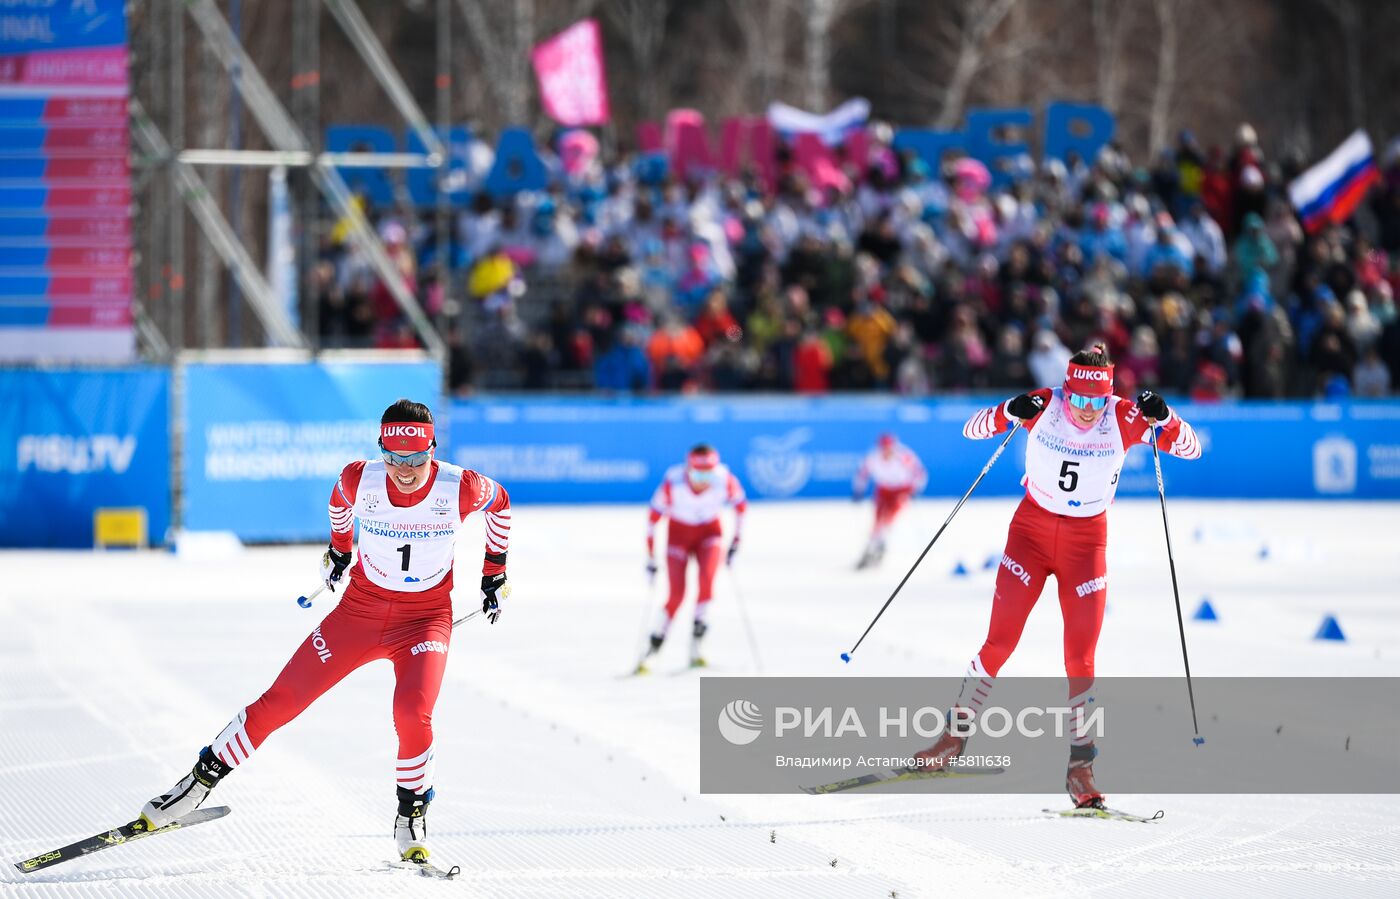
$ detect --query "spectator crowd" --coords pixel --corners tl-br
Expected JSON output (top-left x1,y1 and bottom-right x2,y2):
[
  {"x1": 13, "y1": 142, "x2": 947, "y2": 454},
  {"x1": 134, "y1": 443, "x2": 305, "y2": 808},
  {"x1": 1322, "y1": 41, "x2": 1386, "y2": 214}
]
[{"x1": 315, "y1": 121, "x2": 1400, "y2": 400}]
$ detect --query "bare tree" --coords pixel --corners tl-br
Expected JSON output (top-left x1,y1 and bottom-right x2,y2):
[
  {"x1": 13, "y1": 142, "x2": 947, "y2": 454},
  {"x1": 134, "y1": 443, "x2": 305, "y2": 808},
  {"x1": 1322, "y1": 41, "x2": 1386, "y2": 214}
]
[
  {"x1": 886, "y1": 0, "x2": 1047, "y2": 128},
  {"x1": 725, "y1": 0, "x2": 791, "y2": 110},
  {"x1": 536, "y1": 0, "x2": 604, "y2": 37},
  {"x1": 1318, "y1": 0, "x2": 1365, "y2": 129},
  {"x1": 455, "y1": 0, "x2": 536, "y2": 126},
  {"x1": 801, "y1": 0, "x2": 870, "y2": 111},
  {"x1": 997, "y1": 0, "x2": 1028, "y2": 106},
  {"x1": 1147, "y1": 0, "x2": 1178, "y2": 155},
  {"x1": 932, "y1": 0, "x2": 1023, "y2": 128},
  {"x1": 605, "y1": 0, "x2": 671, "y2": 121},
  {"x1": 1090, "y1": 0, "x2": 1140, "y2": 114}
]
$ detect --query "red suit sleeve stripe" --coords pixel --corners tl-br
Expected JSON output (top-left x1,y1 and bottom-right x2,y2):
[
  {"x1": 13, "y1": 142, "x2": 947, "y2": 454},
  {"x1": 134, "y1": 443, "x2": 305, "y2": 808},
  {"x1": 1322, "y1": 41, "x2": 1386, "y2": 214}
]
[
  {"x1": 485, "y1": 511, "x2": 511, "y2": 552},
  {"x1": 328, "y1": 461, "x2": 365, "y2": 552},
  {"x1": 1167, "y1": 419, "x2": 1202, "y2": 459},
  {"x1": 963, "y1": 403, "x2": 1008, "y2": 439},
  {"x1": 457, "y1": 471, "x2": 512, "y2": 574},
  {"x1": 483, "y1": 492, "x2": 511, "y2": 572}
]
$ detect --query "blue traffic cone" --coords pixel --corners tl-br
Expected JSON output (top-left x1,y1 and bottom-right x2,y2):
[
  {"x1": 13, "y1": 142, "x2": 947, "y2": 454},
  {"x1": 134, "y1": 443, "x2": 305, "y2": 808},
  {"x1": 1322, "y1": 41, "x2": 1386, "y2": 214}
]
[
  {"x1": 983, "y1": 554, "x2": 997, "y2": 571},
  {"x1": 1193, "y1": 598, "x2": 1218, "y2": 621},
  {"x1": 952, "y1": 560, "x2": 969, "y2": 576},
  {"x1": 1314, "y1": 615, "x2": 1346, "y2": 642}
]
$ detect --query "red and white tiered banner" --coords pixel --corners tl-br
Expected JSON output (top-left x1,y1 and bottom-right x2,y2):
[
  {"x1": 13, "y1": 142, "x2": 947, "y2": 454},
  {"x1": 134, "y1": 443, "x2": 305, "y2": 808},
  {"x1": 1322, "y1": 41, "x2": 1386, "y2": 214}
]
[{"x1": 0, "y1": 1, "x2": 133, "y2": 362}]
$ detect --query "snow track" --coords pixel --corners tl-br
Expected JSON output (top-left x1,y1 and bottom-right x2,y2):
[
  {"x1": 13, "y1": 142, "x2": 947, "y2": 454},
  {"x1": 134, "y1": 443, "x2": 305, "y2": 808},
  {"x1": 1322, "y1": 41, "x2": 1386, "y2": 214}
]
[{"x1": 2, "y1": 499, "x2": 1398, "y2": 897}]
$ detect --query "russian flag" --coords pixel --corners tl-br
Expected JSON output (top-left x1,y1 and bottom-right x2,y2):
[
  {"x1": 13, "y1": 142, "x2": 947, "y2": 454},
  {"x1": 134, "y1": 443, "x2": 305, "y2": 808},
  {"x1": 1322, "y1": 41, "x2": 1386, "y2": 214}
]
[
  {"x1": 1288, "y1": 129, "x2": 1380, "y2": 233},
  {"x1": 766, "y1": 97, "x2": 870, "y2": 146}
]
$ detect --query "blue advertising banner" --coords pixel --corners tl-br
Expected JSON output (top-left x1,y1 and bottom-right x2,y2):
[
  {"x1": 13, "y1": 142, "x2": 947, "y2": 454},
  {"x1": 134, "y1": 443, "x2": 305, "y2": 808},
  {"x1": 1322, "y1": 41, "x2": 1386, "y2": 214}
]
[
  {"x1": 447, "y1": 397, "x2": 1400, "y2": 504},
  {"x1": 182, "y1": 360, "x2": 442, "y2": 542},
  {"x1": 0, "y1": 367, "x2": 169, "y2": 548},
  {"x1": 0, "y1": 0, "x2": 127, "y2": 54}
]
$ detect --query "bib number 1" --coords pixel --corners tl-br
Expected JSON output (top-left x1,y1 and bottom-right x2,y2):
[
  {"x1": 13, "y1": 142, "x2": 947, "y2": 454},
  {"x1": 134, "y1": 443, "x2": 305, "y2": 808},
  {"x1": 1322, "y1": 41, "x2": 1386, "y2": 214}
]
[{"x1": 397, "y1": 543, "x2": 411, "y2": 570}]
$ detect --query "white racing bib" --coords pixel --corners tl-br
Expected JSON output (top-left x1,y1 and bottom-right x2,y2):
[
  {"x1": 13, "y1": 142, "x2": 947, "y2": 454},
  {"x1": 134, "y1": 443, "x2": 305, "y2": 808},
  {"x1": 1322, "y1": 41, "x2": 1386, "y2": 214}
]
[
  {"x1": 861, "y1": 448, "x2": 924, "y2": 490},
  {"x1": 1022, "y1": 389, "x2": 1127, "y2": 517},
  {"x1": 353, "y1": 460, "x2": 463, "y2": 592},
  {"x1": 652, "y1": 463, "x2": 742, "y2": 525}
]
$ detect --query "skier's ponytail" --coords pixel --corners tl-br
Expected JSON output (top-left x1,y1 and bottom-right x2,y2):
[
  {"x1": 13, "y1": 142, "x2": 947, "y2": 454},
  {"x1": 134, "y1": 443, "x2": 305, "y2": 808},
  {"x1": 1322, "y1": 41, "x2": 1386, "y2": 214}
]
[{"x1": 1070, "y1": 342, "x2": 1111, "y2": 368}]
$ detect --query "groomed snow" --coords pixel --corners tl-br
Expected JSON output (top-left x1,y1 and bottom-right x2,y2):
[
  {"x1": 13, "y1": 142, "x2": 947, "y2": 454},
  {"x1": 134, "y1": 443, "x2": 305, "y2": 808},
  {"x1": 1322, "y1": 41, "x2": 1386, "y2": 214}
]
[{"x1": 2, "y1": 498, "x2": 1398, "y2": 897}]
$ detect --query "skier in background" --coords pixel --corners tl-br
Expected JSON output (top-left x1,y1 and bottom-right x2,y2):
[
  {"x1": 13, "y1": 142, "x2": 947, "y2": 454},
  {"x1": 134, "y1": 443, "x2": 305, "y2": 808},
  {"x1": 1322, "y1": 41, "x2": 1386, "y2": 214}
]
[
  {"x1": 636, "y1": 443, "x2": 746, "y2": 672},
  {"x1": 912, "y1": 344, "x2": 1201, "y2": 810},
  {"x1": 136, "y1": 399, "x2": 512, "y2": 868},
  {"x1": 851, "y1": 432, "x2": 928, "y2": 569}
]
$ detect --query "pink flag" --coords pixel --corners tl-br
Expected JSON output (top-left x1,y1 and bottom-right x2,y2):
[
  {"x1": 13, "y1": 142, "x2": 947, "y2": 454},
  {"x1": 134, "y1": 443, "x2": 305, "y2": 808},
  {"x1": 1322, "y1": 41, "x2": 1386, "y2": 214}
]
[{"x1": 531, "y1": 19, "x2": 610, "y2": 127}]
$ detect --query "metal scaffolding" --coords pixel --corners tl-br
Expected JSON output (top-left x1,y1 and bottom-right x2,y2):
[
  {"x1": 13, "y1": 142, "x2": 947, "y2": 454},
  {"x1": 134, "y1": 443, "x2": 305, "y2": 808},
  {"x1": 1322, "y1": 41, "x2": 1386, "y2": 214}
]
[{"x1": 130, "y1": 0, "x2": 454, "y2": 361}]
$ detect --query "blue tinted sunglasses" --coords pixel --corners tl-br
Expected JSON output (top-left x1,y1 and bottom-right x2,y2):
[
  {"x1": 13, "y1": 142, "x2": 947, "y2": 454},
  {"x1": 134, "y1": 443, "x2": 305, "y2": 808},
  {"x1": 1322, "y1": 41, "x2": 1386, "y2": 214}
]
[
  {"x1": 379, "y1": 440, "x2": 433, "y2": 467},
  {"x1": 1067, "y1": 392, "x2": 1109, "y2": 411}
]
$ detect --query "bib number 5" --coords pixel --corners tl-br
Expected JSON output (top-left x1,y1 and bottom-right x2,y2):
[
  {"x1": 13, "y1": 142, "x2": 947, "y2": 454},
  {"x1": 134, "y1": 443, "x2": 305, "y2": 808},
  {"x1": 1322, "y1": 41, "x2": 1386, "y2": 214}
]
[{"x1": 1058, "y1": 460, "x2": 1079, "y2": 492}]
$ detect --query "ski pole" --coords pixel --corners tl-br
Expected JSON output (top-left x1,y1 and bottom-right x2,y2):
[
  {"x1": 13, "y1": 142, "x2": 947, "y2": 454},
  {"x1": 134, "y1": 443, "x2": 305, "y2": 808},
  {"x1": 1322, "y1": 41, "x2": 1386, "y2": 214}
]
[
  {"x1": 633, "y1": 564, "x2": 661, "y2": 658},
  {"x1": 301, "y1": 584, "x2": 480, "y2": 629},
  {"x1": 296, "y1": 584, "x2": 325, "y2": 608},
  {"x1": 727, "y1": 566, "x2": 764, "y2": 673},
  {"x1": 1151, "y1": 423, "x2": 1205, "y2": 746},
  {"x1": 841, "y1": 420, "x2": 1021, "y2": 663}
]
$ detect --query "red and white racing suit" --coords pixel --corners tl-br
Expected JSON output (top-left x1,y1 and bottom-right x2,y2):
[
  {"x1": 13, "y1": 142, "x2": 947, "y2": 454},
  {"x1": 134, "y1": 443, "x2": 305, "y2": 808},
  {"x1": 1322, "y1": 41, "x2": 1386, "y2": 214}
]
[
  {"x1": 206, "y1": 459, "x2": 510, "y2": 794},
  {"x1": 647, "y1": 463, "x2": 747, "y2": 630},
  {"x1": 852, "y1": 443, "x2": 927, "y2": 543},
  {"x1": 957, "y1": 389, "x2": 1201, "y2": 737}
]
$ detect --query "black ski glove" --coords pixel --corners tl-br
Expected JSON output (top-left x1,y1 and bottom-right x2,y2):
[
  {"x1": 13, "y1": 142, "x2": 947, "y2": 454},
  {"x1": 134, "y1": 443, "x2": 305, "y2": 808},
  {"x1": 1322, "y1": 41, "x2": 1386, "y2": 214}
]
[
  {"x1": 481, "y1": 572, "x2": 510, "y2": 624},
  {"x1": 1007, "y1": 393, "x2": 1046, "y2": 420},
  {"x1": 320, "y1": 545, "x2": 351, "y2": 591},
  {"x1": 1136, "y1": 390, "x2": 1170, "y2": 421}
]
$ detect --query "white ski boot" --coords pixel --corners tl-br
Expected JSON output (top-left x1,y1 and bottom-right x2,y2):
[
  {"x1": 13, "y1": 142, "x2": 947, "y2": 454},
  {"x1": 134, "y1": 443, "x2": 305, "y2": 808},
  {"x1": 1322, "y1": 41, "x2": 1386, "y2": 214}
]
[
  {"x1": 1066, "y1": 743, "x2": 1106, "y2": 809},
  {"x1": 395, "y1": 786, "x2": 434, "y2": 862},
  {"x1": 689, "y1": 619, "x2": 708, "y2": 668},
  {"x1": 856, "y1": 538, "x2": 886, "y2": 570},
  {"x1": 634, "y1": 633, "x2": 665, "y2": 675},
  {"x1": 139, "y1": 746, "x2": 230, "y2": 830}
]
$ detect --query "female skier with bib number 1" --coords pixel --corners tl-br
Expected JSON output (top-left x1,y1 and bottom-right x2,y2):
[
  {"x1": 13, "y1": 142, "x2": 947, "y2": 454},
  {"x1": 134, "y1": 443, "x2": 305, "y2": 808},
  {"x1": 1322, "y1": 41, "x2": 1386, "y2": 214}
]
[
  {"x1": 912, "y1": 344, "x2": 1202, "y2": 810},
  {"x1": 133, "y1": 399, "x2": 512, "y2": 873}
]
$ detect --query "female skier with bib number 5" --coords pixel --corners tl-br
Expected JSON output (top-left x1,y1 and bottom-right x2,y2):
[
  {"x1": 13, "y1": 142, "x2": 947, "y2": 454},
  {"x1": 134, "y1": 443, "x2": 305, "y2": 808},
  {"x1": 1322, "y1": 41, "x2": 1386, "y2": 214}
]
[
  {"x1": 134, "y1": 399, "x2": 512, "y2": 869},
  {"x1": 912, "y1": 344, "x2": 1201, "y2": 809}
]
